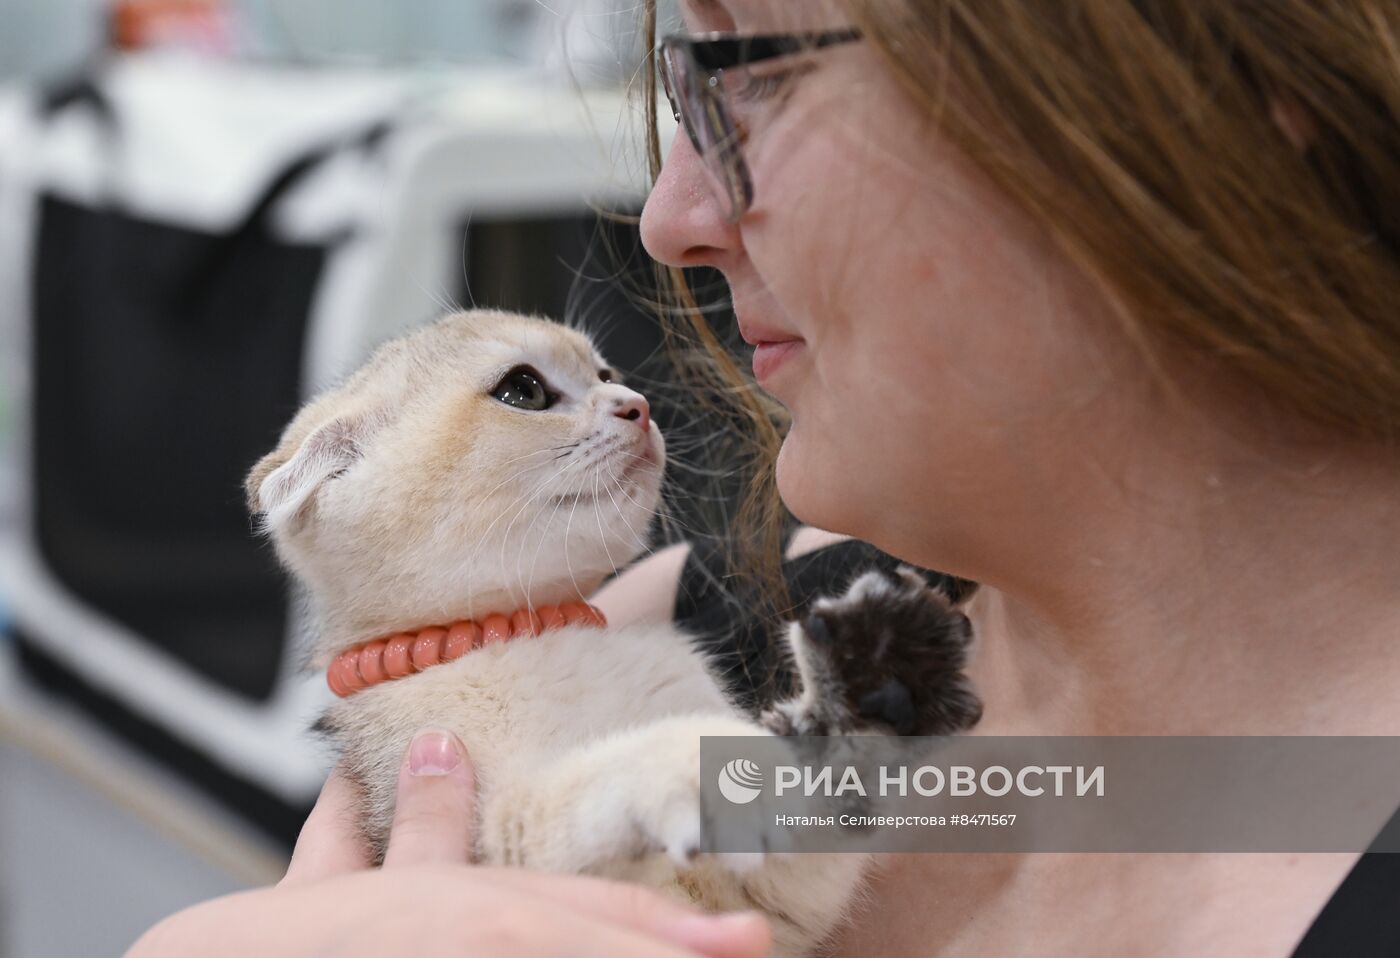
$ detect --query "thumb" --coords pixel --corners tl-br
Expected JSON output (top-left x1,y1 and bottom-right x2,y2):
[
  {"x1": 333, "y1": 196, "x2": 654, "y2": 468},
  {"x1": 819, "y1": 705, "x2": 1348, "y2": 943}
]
[{"x1": 381, "y1": 727, "x2": 477, "y2": 868}]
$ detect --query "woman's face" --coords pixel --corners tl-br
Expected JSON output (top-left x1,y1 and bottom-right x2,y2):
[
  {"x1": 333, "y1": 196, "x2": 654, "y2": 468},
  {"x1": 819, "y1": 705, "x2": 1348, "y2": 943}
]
[{"x1": 641, "y1": 0, "x2": 1139, "y2": 576}]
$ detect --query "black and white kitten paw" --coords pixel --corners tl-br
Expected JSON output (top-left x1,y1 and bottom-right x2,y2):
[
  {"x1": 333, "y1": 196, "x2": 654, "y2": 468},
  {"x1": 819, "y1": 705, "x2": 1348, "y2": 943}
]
[{"x1": 762, "y1": 565, "x2": 983, "y2": 736}]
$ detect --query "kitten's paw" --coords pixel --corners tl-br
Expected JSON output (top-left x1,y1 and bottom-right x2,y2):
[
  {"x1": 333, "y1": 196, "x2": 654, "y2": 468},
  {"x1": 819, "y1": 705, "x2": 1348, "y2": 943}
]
[
  {"x1": 568, "y1": 715, "x2": 776, "y2": 874},
  {"x1": 767, "y1": 564, "x2": 984, "y2": 736}
]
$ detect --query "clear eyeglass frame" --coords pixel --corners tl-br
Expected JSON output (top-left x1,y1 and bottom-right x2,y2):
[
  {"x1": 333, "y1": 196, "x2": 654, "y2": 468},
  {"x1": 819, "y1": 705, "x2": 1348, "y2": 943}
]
[{"x1": 657, "y1": 29, "x2": 863, "y2": 223}]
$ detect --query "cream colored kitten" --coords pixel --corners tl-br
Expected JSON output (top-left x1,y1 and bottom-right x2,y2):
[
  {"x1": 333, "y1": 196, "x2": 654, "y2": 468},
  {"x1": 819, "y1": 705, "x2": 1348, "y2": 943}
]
[{"x1": 246, "y1": 310, "x2": 868, "y2": 957}]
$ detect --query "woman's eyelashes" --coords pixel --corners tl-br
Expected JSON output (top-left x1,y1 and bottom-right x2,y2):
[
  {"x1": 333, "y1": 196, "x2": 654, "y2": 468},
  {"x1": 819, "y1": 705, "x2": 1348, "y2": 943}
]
[
  {"x1": 491, "y1": 365, "x2": 558, "y2": 411},
  {"x1": 725, "y1": 62, "x2": 815, "y2": 133},
  {"x1": 730, "y1": 66, "x2": 794, "y2": 104}
]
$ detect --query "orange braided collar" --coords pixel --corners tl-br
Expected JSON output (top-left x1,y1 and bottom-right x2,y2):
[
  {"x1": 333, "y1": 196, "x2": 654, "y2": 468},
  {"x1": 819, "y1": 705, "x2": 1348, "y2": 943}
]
[{"x1": 327, "y1": 601, "x2": 607, "y2": 698}]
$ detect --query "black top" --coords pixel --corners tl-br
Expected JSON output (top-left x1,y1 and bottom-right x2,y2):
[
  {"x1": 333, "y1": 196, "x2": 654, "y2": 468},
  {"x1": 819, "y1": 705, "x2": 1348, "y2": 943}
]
[
  {"x1": 1291, "y1": 809, "x2": 1400, "y2": 956},
  {"x1": 673, "y1": 537, "x2": 1400, "y2": 957}
]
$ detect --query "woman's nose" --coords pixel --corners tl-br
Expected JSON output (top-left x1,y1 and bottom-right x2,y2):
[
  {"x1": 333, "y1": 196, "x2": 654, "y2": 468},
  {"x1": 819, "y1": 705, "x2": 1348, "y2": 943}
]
[{"x1": 639, "y1": 133, "x2": 741, "y2": 269}]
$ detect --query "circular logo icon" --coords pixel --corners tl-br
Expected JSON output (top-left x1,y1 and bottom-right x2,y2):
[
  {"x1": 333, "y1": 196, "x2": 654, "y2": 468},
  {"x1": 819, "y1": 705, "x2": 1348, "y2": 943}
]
[{"x1": 717, "y1": 758, "x2": 764, "y2": 805}]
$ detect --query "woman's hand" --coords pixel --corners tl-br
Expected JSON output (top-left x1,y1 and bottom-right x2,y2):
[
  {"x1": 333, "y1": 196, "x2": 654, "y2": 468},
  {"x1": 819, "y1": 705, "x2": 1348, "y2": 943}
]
[{"x1": 127, "y1": 729, "x2": 771, "y2": 957}]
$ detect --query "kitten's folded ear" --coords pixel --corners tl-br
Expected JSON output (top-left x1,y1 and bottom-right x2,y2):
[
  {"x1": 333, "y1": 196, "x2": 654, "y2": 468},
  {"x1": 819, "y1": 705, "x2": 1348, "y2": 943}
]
[{"x1": 246, "y1": 409, "x2": 382, "y2": 533}]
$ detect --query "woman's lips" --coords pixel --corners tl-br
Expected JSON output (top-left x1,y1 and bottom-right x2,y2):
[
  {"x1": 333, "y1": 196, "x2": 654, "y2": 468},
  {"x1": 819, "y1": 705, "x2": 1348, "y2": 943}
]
[
  {"x1": 752, "y1": 339, "x2": 803, "y2": 383},
  {"x1": 736, "y1": 313, "x2": 804, "y2": 384}
]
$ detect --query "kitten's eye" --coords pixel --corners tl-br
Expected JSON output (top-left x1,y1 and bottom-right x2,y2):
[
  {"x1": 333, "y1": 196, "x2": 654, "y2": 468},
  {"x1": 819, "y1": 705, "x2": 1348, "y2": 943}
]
[
  {"x1": 491, "y1": 366, "x2": 555, "y2": 411},
  {"x1": 598, "y1": 369, "x2": 614, "y2": 383}
]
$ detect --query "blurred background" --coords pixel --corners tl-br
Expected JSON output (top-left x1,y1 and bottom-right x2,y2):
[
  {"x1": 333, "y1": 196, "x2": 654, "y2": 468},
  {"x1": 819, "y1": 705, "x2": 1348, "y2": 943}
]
[{"x1": 0, "y1": 2, "x2": 744, "y2": 956}]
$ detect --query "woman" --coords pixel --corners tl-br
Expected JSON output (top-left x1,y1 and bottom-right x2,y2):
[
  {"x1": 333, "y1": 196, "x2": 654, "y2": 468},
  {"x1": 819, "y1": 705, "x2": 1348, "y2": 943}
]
[
  {"x1": 131, "y1": 0, "x2": 1400, "y2": 954},
  {"x1": 644, "y1": 2, "x2": 1400, "y2": 954}
]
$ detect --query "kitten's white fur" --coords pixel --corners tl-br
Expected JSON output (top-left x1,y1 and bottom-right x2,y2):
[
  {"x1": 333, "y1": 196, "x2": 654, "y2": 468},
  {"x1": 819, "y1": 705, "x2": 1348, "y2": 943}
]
[{"x1": 247, "y1": 310, "x2": 867, "y2": 956}]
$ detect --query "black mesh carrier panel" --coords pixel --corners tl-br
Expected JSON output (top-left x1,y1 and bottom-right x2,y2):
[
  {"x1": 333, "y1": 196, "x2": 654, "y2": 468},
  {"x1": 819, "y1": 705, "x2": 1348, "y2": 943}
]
[{"x1": 31, "y1": 191, "x2": 314, "y2": 700}]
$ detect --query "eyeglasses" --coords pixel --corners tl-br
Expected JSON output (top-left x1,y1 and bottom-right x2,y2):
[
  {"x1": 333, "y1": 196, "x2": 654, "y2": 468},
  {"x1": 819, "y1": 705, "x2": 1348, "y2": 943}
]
[{"x1": 658, "y1": 29, "x2": 863, "y2": 223}]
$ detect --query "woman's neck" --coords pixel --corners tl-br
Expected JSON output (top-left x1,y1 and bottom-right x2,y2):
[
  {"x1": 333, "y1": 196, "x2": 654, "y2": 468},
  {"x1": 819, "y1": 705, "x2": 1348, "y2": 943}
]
[{"x1": 962, "y1": 435, "x2": 1400, "y2": 736}]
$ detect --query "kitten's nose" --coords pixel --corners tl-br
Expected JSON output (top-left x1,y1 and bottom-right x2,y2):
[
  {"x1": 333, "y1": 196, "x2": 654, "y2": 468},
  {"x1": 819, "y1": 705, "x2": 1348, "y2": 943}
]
[{"x1": 611, "y1": 395, "x2": 651, "y2": 433}]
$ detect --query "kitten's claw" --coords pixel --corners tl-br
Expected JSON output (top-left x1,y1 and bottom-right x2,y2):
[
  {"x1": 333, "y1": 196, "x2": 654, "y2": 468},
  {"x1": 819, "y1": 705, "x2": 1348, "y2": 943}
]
[
  {"x1": 659, "y1": 799, "x2": 704, "y2": 867},
  {"x1": 759, "y1": 704, "x2": 798, "y2": 736},
  {"x1": 653, "y1": 768, "x2": 782, "y2": 869}
]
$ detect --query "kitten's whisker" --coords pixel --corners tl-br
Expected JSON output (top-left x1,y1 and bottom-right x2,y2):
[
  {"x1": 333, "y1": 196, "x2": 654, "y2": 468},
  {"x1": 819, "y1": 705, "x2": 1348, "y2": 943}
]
[
  {"x1": 654, "y1": 459, "x2": 740, "y2": 479},
  {"x1": 487, "y1": 462, "x2": 569, "y2": 597},
  {"x1": 471, "y1": 447, "x2": 565, "y2": 512},
  {"x1": 599, "y1": 463, "x2": 645, "y2": 554},
  {"x1": 614, "y1": 447, "x2": 735, "y2": 480},
  {"x1": 513, "y1": 453, "x2": 585, "y2": 602},
  {"x1": 591, "y1": 469, "x2": 620, "y2": 578},
  {"x1": 525, "y1": 485, "x2": 571, "y2": 602},
  {"x1": 414, "y1": 279, "x2": 462, "y2": 319},
  {"x1": 515, "y1": 494, "x2": 548, "y2": 603},
  {"x1": 505, "y1": 482, "x2": 564, "y2": 603},
  {"x1": 599, "y1": 460, "x2": 651, "y2": 554},
  {"x1": 502, "y1": 447, "x2": 560, "y2": 466},
  {"x1": 610, "y1": 471, "x2": 690, "y2": 544},
  {"x1": 476, "y1": 461, "x2": 557, "y2": 547},
  {"x1": 561, "y1": 469, "x2": 587, "y2": 600},
  {"x1": 511, "y1": 477, "x2": 546, "y2": 601}
]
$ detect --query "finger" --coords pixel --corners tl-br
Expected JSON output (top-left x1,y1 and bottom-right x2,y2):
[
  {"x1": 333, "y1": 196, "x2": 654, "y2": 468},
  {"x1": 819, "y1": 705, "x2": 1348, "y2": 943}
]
[
  {"x1": 281, "y1": 768, "x2": 372, "y2": 886},
  {"x1": 546, "y1": 907, "x2": 772, "y2": 958},
  {"x1": 471, "y1": 869, "x2": 772, "y2": 958},
  {"x1": 381, "y1": 727, "x2": 476, "y2": 868}
]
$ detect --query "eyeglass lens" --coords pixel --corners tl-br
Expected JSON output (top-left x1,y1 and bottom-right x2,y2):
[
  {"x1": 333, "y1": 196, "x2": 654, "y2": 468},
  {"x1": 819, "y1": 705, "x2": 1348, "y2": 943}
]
[{"x1": 659, "y1": 44, "x2": 751, "y2": 221}]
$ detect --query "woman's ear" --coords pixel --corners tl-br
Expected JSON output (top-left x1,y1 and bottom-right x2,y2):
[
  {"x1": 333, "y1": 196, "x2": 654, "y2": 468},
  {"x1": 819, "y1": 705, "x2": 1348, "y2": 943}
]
[{"x1": 246, "y1": 410, "x2": 381, "y2": 533}]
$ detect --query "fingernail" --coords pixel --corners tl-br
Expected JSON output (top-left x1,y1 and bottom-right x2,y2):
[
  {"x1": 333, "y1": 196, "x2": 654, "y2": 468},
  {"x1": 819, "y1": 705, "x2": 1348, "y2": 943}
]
[
  {"x1": 675, "y1": 910, "x2": 768, "y2": 946},
  {"x1": 708, "y1": 911, "x2": 766, "y2": 933},
  {"x1": 408, "y1": 728, "x2": 462, "y2": 776}
]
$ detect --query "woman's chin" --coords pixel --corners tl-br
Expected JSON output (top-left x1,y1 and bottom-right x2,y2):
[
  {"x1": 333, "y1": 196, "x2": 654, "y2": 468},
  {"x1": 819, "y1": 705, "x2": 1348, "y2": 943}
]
[{"x1": 774, "y1": 430, "x2": 844, "y2": 533}]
